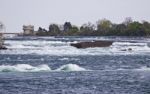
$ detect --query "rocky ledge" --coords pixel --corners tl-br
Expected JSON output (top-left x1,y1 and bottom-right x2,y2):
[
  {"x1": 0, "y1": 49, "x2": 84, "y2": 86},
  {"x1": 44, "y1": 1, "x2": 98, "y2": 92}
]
[{"x1": 70, "y1": 40, "x2": 113, "y2": 48}]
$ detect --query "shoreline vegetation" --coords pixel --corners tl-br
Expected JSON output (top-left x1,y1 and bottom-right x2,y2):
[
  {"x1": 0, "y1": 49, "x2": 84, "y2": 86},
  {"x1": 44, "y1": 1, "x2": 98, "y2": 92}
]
[{"x1": 35, "y1": 17, "x2": 150, "y2": 36}]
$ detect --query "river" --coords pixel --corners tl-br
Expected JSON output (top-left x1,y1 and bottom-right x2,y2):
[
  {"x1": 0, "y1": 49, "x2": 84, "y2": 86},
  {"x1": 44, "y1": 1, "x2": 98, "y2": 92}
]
[{"x1": 0, "y1": 36, "x2": 150, "y2": 94}]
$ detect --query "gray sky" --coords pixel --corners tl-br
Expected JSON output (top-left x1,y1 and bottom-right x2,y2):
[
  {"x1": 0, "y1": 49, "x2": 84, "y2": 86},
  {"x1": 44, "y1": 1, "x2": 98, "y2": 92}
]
[{"x1": 0, "y1": 0, "x2": 150, "y2": 32}]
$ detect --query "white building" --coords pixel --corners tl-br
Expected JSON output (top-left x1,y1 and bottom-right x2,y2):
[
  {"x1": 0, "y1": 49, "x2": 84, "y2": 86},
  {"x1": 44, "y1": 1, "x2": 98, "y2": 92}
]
[{"x1": 23, "y1": 25, "x2": 34, "y2": 35}]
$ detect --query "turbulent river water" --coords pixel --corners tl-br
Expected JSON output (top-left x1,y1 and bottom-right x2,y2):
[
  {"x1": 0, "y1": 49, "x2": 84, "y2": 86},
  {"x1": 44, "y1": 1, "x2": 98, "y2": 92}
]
[{"x1": 0, "y1": 36, "x2": 150, "y2": 94}]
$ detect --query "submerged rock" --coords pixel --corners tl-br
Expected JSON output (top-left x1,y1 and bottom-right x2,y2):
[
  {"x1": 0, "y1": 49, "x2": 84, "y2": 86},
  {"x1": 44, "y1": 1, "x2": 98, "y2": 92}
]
[
  {"x1": 70, "y1": 40, "x2": 113, "y2": 48},
  {"x1": 120, "y1": 48, "x2": 132, "y2": 51},
  {"x1": 128, "y1": 48, "x2": 132, "y2": 51},
  {"x1": 0, "y1": 46, "x2": 7, "y2": 50}
]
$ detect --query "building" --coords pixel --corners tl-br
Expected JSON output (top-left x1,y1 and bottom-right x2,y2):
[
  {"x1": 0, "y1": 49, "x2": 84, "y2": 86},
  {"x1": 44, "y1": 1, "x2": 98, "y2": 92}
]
[{"x1": 23, "y1": 25, "x2": 34, "y2": 35}]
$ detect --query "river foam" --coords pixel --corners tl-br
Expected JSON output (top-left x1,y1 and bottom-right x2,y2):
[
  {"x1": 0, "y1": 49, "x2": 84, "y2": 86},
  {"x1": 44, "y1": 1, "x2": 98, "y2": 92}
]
[
  {"x1": 1, "y1": 37, "x2": 150, "y2": 55},
  {"x1": 56, "y1": 64, "x2": 86, "y2": 71},
  {"x1": 134, "y1": 66, "x2": 150, "y2": 71},
  {"x1": 0, "y1": 64, "x2": 87, "y2": 72}
]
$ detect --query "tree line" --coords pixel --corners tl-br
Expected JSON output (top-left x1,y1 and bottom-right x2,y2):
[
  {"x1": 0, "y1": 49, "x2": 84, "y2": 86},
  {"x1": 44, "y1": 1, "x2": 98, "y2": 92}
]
[{"x1": 36, "y1": 17, "x2": 150, "y2": 36}]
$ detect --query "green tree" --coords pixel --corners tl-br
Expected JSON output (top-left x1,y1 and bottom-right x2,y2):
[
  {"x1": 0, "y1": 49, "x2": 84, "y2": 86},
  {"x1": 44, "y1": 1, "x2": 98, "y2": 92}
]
[
  {"x1": 49, "y1": 24, "x2": 61, "y2": 36},
  {"x1": 126, "y1": 21, "x2": 145, "y2": 36},
  {"x1": 63, "y1": 22, "x2": 72, "y2": 32},
  {"x1": 110, "y1": 24, "x2": 127, "y2": 36},
  {"x1": 79, "y1": 22, "x2": 95, "y2": 36},
  {"x1": 66, "y1": 26, "x2": 79, "y2": 36},
  {"x1": 142, "y1": 21, "x2": 150, "y2": 36},
  {"x1": 97, "y1": 19, "x2": 112, "y2": 35},
  {"x1": 32, "y1": 19, "x2": 150, "y2": 36},
  {"x1": 36, "y1": 27, "x2": 48, "y2": 36}
]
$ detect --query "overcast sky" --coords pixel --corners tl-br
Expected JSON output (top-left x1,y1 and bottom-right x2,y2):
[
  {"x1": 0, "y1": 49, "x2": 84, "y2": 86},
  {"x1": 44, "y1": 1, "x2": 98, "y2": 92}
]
[{"x1": 0, "y1": 0, "x2": 150, "y2": 32}]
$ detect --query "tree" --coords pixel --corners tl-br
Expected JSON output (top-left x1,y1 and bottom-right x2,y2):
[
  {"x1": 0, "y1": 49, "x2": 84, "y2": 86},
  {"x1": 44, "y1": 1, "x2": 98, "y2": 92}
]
[
  {"x1": 63, "y1": 22, "x2": 72, "y2": 32},
  {"x1": 97, "y1": 19, "x2": 112, "y2": 35},
  {"x1": 126, "y1": 21, "x2": 145, "y2": 36},
  {"x1": 123, "y1": 17, "x2": 133, "y2": 26},
  {"x1": 30, "y1": 19, "x2": 150, "y2": 36},
  {"x1": 36, "y1": 27, "x2": 48, "y2": 36},
  {"x1": 63, "y1": 25, "x2": 79, "y2": 36},
  {"x1": 49, "y1": 24, "x2": 61, "y2": 35},
  {"x1": 142, "y1": 21, "x2": 150, "y2": 36},
  {"x1": 79, "y1": 22, "x2": 95, "y2": 36},
  {"x1": 110, "y1": 24, "x2": 127, "y2": 36}
]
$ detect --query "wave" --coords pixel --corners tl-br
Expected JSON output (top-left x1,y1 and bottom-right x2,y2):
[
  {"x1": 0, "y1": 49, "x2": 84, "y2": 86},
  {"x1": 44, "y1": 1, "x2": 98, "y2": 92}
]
[
  {"x1": 55, "y1": 64, "x2": 86, "y2": 71},
  {"x1": 0, "y1": 64, "x2": 51, "y2": 72},
  {"x1": 0, "y1": 64, "x2": 87, "y2": 72},
  {"x1": 112, "y1": 42, "x2": 148, "y2": 47},
  {"x1": 134, "y1": 66, "x2": 150, "y2": 71}
]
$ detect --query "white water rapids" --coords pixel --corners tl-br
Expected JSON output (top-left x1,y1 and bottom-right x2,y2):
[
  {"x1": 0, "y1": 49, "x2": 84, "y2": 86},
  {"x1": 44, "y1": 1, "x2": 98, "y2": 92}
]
[{"x1": 1, "y1": 39, "x2": 150, "y2": 55}]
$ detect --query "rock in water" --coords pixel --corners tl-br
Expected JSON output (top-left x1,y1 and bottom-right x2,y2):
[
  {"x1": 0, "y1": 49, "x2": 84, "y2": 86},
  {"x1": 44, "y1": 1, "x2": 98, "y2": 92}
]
[
  {"x1": 70, "y1": 41, "x2": 113, "y2": 48},
  {"x1": 0, "y1": 46, "x2": 7, "y2": 50}
]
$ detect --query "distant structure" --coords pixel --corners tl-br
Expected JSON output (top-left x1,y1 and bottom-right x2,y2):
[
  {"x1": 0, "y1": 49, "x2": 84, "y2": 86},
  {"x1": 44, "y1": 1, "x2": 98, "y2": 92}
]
[
  {"x1": 0, "y1": 22, "x2": 4, "y2": 46},
  {"x1": 23, "y1": 25, "x2": 35, "y2": 35},
  {"x1": 0, "y1": 22, "x2": 7, "y2": 49},
  {"x1": 0, "y1": 33, "x2": 4, "y2": 47}
]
